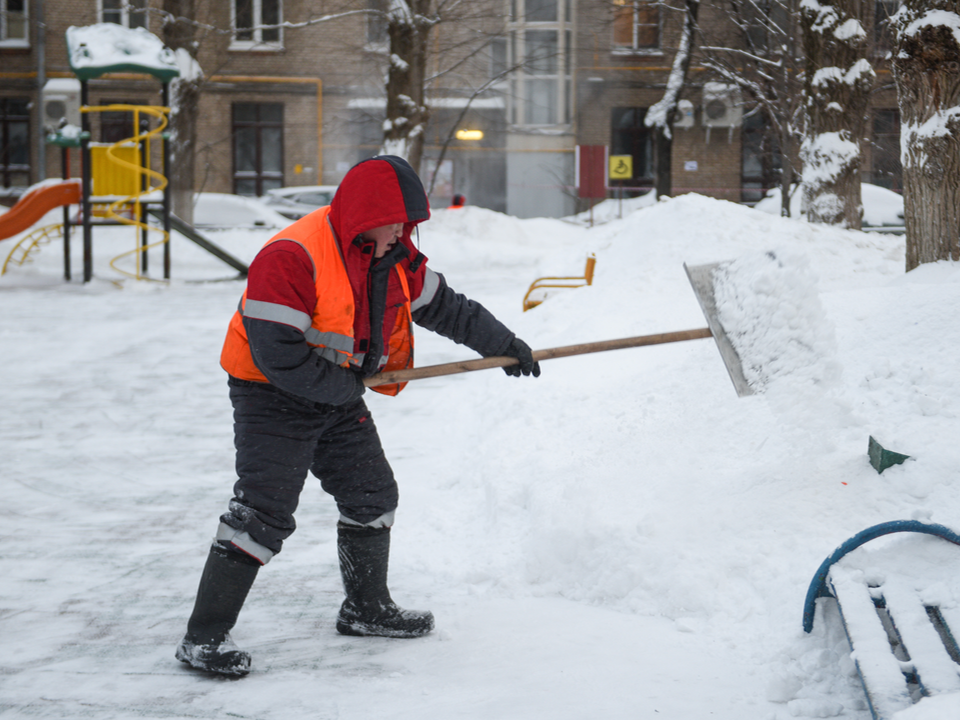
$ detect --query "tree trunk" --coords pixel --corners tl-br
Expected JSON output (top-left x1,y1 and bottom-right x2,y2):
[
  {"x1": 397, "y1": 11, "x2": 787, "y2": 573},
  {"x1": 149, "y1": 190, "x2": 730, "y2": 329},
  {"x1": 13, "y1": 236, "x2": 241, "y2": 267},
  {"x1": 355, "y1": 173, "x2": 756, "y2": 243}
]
[
  {"x1": 654, "y1": 128, "x2": 672, "y2": 198},
  {"x1": 646, "y1": 0, "x2": 700, "y2": 198},
  {"x1": 776, "y1": 53, "x2": 803, "y2": 219},
  {"x1": 800, "y1": 0, "x2": 874, "y2": 229},
  {"x1": 779, "y1": 136, "x2": 796, "y2": 218},
  {"x1": 383, "y1": 1, "x2": 433, "y2": 173},
  {"x1": 893, "y1": 0, "x2": 960, "y2": 270},
  {"x1": 162, "y1": 1, "x2": 201, "y2": 226}
]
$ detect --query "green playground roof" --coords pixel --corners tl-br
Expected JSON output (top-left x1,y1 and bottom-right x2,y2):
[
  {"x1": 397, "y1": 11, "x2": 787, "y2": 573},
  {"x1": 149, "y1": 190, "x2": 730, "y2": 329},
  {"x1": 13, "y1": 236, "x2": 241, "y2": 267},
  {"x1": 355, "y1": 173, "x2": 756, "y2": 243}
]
[{"x1": 66, "y1": 24, "x2": 180, "y2": 83}]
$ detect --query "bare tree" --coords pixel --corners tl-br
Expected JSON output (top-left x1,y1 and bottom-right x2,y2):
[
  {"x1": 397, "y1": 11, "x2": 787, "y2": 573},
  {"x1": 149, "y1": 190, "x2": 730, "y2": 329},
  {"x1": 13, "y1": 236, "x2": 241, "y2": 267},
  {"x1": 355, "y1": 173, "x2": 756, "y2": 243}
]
[
  {"x1": 374, "y1": 0, "x2": 510, "y2": 175},
  {"x1": 799, "y1": 0, "x2": 874, "y2": 228},
  {"x1": 700, "y1": 0, "x2": 805, "y2": 217},
  {"x1": 380, "y1": 0, "x2": 436, "y2": 170},
  {"x1": 893, "y1": 0, "x2": 960, "y2": 270},
  {"x1": 150, "y1": 1, "x2": 505, "y2": 202},
  {"x1": 644, "y1": 0, "x2": 701, "y2": 199},
  {"x1": 161, "y1": 0, "x2": 204, "y2": 225}
]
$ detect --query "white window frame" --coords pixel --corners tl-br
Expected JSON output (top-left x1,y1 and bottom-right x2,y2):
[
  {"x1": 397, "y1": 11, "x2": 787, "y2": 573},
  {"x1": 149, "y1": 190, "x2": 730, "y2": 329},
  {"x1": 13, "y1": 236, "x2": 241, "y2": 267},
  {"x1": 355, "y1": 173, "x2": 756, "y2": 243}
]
[
  {"x1": 0, "y1": 0, "x2": 29, "y2": 48},
  {"x1": 98, "y1": 0, "x2": 149, "y2": 31},
  {"x1": 231, "y1": 0, "x2": 284, "y2": 51},
  {"x1": 611, "y1": 0, "x2": 662, "y2": 55},
  {"x1": 507, "y1": 0, "x2": 573, "y2": 128}
]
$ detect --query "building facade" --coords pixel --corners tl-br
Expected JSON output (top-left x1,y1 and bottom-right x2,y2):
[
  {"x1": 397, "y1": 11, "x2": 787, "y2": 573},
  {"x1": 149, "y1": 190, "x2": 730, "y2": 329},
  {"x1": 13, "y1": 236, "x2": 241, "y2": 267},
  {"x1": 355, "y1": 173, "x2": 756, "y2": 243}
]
[{"x1": 1, "y1": 0, "x2": 903, "y2": 217}]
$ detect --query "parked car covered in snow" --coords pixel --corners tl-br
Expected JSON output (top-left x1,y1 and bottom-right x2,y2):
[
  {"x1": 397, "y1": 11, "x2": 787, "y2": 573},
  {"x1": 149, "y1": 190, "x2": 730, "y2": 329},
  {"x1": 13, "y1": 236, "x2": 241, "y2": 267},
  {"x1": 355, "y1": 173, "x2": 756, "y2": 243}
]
[
  {"x1": 261, "y1": 185, "x2": 339, "y2": 220},
  {"x1": 193, "y1": 193, "x2": 290, "y2": 229}
]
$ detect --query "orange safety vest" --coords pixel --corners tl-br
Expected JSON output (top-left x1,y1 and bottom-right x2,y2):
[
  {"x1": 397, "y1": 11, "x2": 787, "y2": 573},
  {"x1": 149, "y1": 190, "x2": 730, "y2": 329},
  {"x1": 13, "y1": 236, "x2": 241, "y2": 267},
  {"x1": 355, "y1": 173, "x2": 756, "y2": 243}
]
[{"x1": 220, "y1": 207, "x2": 414, "y2": 397}]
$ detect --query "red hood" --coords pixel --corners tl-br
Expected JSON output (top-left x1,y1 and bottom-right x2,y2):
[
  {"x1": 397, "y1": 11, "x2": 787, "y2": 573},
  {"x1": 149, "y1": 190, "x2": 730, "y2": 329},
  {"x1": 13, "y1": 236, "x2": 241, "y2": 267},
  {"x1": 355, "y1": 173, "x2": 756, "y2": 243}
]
[
  {"x1": 326, "y1": 156, "x2": 432, "y2": 376},
  {"x1": 329, "y1": 156, "x2": 431, "y2": 251}
]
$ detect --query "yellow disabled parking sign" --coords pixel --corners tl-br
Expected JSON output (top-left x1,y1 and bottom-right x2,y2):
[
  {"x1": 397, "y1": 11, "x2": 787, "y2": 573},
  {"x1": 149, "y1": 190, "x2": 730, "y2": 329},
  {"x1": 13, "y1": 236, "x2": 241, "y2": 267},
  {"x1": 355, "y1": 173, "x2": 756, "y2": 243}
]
[{"x1": 609, "y1": 155, "x2": 632, "y2": 180}]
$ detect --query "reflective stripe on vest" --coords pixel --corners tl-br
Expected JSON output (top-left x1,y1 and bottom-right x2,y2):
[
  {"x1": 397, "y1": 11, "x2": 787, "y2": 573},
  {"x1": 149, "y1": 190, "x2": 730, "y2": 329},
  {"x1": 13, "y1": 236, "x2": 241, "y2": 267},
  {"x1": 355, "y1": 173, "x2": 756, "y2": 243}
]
[
  {"x1": 410, "y1": 267, "x2": 440, "y2": 313},
  {"x1": 242, "y1": 299, "x2": 312, "y2": 332},
  {"x1": 237, "y1": 297, "x2": 356, "y2": 366}
]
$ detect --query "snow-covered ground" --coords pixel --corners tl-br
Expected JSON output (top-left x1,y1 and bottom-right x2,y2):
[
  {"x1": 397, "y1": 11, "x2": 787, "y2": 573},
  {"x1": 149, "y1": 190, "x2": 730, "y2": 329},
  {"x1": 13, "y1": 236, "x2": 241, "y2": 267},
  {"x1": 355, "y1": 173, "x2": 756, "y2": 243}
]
[{"x1": 2, "y1": 193, "x2": 960, "y2": 719}]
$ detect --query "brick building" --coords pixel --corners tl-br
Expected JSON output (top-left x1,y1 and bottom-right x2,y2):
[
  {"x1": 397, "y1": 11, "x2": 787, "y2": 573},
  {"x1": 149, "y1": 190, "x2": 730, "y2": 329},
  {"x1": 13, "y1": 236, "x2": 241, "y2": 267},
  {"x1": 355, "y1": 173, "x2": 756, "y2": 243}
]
[{"x1": 1, "y1": 0, "x2": 903, "y2": 218}]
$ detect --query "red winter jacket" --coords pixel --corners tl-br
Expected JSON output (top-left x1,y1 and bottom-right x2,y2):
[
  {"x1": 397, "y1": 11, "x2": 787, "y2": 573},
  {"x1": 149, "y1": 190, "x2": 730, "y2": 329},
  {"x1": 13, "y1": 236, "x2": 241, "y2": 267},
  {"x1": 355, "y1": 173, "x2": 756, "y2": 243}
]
[{"x1": 224, "y1": 156, "x2": 515, "y2": 406}]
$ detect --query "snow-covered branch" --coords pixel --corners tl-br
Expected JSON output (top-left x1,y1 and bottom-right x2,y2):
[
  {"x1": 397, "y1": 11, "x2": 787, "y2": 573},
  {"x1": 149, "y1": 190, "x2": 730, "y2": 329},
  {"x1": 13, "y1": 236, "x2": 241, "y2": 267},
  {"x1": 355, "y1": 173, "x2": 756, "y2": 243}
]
[
  {"x1": 699, "y1": 45, "x2": 784, "y2": 68},
  {"x1": 644, "y1": 0, "x2": 699, "y2": 137}
]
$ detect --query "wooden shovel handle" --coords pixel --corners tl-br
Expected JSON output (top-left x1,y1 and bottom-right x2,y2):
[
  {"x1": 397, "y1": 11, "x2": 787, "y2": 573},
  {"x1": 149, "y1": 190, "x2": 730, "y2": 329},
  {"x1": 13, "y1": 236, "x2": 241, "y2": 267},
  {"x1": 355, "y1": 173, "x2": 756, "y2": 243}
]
[{"x1": 364, "y1": 327, "x2": 712, "y2": 388}]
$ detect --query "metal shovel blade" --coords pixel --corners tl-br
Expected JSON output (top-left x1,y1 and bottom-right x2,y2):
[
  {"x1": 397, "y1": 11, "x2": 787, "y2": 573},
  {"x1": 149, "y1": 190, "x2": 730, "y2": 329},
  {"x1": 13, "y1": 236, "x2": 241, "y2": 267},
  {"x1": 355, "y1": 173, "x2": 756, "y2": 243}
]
[{"x1": 684, "y1": 262, "x2": 755, "y2": 397}]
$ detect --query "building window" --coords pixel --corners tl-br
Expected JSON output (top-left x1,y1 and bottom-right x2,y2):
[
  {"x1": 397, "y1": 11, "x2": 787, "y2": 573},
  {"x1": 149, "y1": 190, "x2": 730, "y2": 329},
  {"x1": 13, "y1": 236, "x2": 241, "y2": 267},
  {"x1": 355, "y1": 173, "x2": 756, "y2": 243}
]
[
  {"x1": 525, "y1": 0, "x2": 557, "y2": 20},
  {"x1": 490, "y1": 36, "x2": 508, "y2": 81},
  {"x1": 233, "y1": 102, "x2": 284, "y2": 196},
  {"x1": 1, "y1": 97, "x2": 30, "y2": 189},
  {"x1": 874, "y1": 0, "x2": 901, "y2": 55},
  {"x1": 232, "y1": 0, "x2": 282, "y2": 49},
  {"x1": 1, "y1": 0, "x2": 29, "y2": 46},
  {"x1": 610, "y1": 107, "x2": 653, "y2": 194},
  {"x1": 613, "y1": 0, "x2": 660, "y2": 52},
  {"x1": 871, "y1": 109, "x2": 901, "y2": 191},
  {"x1": 367, "y1": 0, "x2": 388, "y2": 45},
  {"x1": 100, "y1": 0, "x2": 148, "y2": 30},
  {"x1": 508, "y1": 0, "x2": 572, "y2": 127},
  {"x1": 99, "y1": 99, "x2": 148, "y2": 144},
  {"x1": 741, "y1": 111, "x2": 782, "y2": 204}
]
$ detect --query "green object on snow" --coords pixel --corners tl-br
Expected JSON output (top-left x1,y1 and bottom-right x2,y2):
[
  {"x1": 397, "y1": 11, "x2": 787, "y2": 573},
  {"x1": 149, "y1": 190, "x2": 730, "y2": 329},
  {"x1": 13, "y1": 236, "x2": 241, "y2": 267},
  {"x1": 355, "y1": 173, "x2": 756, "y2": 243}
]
[{"x1": 868, "y1": 436, "x2": 910, "y2": 474}]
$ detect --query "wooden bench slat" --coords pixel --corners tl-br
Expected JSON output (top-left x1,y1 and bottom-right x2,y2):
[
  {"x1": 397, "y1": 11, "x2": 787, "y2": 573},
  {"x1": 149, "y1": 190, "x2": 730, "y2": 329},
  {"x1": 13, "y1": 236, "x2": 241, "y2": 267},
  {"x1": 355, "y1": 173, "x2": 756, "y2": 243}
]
[
  {"x1": 937, "y1": 606, "x2": 960, "y2": 662},
  {"x1": 881, "y1": 578, "x2": 960, "y2": 697},
  {"x1": 830, "y1": 566, "x2": 914, "y2": 719}
]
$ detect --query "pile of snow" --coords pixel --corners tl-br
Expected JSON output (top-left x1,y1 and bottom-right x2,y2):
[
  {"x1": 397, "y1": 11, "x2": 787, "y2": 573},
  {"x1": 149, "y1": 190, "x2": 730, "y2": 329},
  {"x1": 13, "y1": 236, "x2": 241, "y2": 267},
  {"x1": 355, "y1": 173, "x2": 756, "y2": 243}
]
[
  {"x1": 3, "y1": 192, "x2": 960, "y2": 720},
  {"x1": 756, "y1": 183, "x2": 905, "y2": 227},
  {"x1": 713, "y1": 249, "x2": 840, "y2": 393},
  {"x1": 564, "y1": 189, "x2": 658, "y2": 225}
]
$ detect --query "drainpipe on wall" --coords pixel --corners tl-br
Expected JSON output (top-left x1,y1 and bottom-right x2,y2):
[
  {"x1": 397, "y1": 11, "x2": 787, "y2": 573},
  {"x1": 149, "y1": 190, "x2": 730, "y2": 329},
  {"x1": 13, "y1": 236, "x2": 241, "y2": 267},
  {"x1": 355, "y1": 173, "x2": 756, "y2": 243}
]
[{"x1": 36, "y1": 0, "x2": 46, "y2": 181}]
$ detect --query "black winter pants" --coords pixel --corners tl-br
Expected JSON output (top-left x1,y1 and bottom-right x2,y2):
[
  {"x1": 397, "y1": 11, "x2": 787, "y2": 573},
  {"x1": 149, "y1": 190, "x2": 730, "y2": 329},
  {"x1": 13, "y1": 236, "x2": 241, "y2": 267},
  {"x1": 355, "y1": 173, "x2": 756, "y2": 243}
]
[{"x1": 220, "y1": 378, "x2": 398, "y2": 559}]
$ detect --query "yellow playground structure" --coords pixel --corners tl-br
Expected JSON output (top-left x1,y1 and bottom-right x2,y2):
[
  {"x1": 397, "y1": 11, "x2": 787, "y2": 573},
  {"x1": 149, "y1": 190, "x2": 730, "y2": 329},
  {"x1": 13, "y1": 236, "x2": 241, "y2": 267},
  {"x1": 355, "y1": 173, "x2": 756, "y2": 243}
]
[
  {"x1": 87, "y1": 103, "x2": 171, "y2": 281},
  {"x1": 3, "y1": 24, "x2": 247, "y2": 284},
  {"x1": 1, "y1": 99, "x2": 174, "y2": 282}
]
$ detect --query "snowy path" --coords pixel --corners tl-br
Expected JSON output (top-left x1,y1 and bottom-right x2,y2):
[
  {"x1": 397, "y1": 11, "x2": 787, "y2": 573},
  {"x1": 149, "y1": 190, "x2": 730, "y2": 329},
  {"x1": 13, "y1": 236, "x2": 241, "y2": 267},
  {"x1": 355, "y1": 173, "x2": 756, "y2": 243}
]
[{"x1": 3, "y1": 197, "x2": 960, "y2": 719}]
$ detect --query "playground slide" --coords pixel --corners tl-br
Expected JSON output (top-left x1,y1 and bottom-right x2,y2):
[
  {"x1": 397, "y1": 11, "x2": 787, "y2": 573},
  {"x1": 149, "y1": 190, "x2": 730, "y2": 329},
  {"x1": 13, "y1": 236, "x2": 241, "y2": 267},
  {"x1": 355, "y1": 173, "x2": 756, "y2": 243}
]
[{"x1": 0, "y1": 181, "x2": 81, "y2": 242}]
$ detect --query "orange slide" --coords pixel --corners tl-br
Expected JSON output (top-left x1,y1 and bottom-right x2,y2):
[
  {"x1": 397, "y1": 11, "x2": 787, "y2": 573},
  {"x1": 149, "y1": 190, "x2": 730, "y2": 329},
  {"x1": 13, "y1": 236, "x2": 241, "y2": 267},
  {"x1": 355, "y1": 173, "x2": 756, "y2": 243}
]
[{"x1": 0, "y1": 180, "x2": 82, "y2": 241}]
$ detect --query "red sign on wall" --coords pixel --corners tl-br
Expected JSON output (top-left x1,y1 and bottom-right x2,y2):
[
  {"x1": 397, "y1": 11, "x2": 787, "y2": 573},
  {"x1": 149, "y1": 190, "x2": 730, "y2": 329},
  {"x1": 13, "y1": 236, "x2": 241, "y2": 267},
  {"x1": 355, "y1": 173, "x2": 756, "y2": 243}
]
[{"x1": 577, "y1": 145, "x2": 607, "y2": 199}]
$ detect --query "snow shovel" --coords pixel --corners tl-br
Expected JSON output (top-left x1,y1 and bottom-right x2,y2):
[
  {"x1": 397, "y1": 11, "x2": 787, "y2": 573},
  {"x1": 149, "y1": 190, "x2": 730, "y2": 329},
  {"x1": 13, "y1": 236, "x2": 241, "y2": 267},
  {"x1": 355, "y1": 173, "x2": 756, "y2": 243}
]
[{"x1": 364, "y1": 261, "x2": 753, "y2": 397}]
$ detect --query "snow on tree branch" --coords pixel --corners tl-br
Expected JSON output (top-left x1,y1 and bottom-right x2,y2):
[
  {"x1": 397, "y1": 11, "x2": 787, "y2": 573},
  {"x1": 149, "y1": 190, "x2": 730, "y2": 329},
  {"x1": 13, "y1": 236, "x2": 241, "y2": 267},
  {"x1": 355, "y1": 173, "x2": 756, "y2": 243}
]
[
  {"x1": 645, "y1": 0, "x2": 699, "y2": 138},
  {"x1": 902, "y1": 108, "x2": 960, "y2": 167},
  {"x1": 901, "y1": 9, "x2": 960, "y2": 45},
  {"x1": 800, "y1": 0, "x2": 839, "y2": 34},
  {"x1": 833, "y1": 18, "x2": 866, "y2": 42},
  {"x1": 699, "y1": 45, "x2": 783, "y2": 68}
]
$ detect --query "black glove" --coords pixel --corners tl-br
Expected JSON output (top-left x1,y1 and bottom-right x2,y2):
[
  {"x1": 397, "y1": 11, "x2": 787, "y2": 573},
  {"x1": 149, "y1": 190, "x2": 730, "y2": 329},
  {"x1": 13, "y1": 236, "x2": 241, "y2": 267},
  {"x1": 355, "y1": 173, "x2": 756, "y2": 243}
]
[
  {"x1": 339, "y1": 366, "x2": 366, "y2": 404},
  {"x1": 502, "y1": 337, "x2": 541, "y2": 378}
]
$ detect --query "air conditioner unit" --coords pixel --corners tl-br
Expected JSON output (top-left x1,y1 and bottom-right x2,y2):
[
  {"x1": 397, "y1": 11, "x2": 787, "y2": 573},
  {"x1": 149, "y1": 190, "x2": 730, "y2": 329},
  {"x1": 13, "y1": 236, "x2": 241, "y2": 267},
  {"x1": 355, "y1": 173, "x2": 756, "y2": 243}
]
[
  {"x1": 674, "y1": 99, "x2": 694, "y2": 129},
  {"x1": 42, "y1": 78, "x2": 82, "y2": 131},
  {"x1": 701, "y1": 83, "x2": 742, "y2": 128}
]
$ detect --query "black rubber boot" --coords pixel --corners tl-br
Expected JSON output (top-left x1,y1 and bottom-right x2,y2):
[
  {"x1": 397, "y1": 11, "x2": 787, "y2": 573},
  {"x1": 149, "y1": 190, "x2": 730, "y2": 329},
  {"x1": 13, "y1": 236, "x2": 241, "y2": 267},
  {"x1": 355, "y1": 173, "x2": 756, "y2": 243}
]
[
  {"x1": 175, "y1": 543, "x2": 260, "y2": 676},
  {"x1": 336, "y1": 522, "x2": 434, "y2": 638}
]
